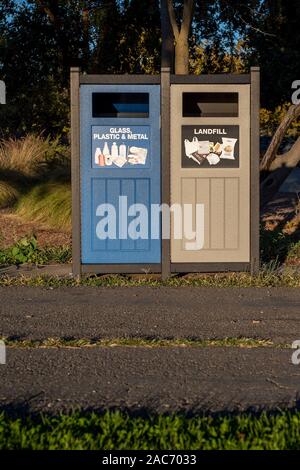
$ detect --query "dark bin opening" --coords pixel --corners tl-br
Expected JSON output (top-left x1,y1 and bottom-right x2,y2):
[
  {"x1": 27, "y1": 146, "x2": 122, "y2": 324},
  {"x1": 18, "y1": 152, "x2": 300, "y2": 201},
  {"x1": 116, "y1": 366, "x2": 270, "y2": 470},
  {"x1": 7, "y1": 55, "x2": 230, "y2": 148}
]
[
  {"x1": 182, "y1": 92, "x2": 238, "y2": 118},
  {"x1": 92, "y1": 92, "x2": 149, "y2": 118}
]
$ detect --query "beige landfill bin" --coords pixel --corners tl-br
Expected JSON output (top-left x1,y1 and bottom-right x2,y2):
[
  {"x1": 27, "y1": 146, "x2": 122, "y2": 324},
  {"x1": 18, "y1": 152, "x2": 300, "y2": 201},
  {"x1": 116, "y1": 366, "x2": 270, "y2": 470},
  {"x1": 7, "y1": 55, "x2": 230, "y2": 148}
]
[{"x1": 169, "y1": 70, "x2": 260, "y2": 273}]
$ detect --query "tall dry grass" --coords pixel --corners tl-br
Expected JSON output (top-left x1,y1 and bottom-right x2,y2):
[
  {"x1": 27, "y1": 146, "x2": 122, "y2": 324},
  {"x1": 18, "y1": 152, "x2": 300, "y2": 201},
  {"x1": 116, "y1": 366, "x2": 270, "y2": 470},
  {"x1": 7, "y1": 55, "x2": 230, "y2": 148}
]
[
  {"x1": 0, "y1": 134, "x2": 70, "y2": 212},
  {"x1": 0, "y1": 134, "x2": 50, "y2": 178}
]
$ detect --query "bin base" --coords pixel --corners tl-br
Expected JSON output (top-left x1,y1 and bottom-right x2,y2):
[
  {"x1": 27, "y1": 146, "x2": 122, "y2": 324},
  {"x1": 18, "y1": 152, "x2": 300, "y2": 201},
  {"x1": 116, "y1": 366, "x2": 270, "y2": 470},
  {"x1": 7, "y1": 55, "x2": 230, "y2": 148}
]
[
  {"x1": 80, "y1": 264, "x2": 161, "y2": 275},
  {"x1": 171, "y1": 263, "x2": 250, "y2": 273}
]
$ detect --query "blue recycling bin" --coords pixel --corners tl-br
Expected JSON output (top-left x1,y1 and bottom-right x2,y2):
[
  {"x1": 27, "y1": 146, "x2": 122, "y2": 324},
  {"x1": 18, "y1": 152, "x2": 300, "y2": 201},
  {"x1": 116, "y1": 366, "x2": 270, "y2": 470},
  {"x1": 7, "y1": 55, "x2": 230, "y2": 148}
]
[{"x1": 80, "y1": 84, "x2": 161, "y2": 264}]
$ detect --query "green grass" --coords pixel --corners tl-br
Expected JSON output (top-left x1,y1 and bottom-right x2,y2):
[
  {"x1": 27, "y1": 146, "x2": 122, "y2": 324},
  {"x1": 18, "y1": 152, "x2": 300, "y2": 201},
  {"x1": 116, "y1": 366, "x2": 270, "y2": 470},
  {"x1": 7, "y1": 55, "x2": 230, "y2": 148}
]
[
  {"x1": 15, "y1": 182, "x2": 71, "y2": 232},
  {"x1": 1, "y1": 337, "x2": 284, "y2": 349},
  {"x1": 0, "y1": 269, "x2": 300, "y2": 287},
  {"x1": 0, "y1": 237, "x2": 71, "y2": 265},
  {"x1": 1, "y1": 410, "x2": 300, "y2": 449},
  {"x1": 287, "y1": 240, "x2": 300, "y2": 263},
  {"x1": 260, "y1": 224, "x2": 296, "y2": 264}
]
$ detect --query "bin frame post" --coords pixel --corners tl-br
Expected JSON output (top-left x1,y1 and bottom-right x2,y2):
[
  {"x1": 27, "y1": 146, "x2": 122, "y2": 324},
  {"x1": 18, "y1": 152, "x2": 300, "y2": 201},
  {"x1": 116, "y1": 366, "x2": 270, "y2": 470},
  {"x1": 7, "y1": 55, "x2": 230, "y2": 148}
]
[
  {"x1": 70, "y1": 67, "x2": 81, "y2": 278},
  {"x1": 161, "y1": 67, "x2": 171, "y2": 279},
  {"x1": 250, "y1": 66, "x2": 260, "y2": 275}
]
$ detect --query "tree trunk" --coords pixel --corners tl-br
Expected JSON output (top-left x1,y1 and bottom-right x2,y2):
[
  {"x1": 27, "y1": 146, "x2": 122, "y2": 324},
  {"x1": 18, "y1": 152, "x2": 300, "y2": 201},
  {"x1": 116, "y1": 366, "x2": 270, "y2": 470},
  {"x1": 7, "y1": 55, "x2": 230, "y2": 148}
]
[
  {"x1": 260, "y1": 102, "x2": 300, "y2": 207},
  {"x1": 35, "y1": 0, "x2": 68, "y2": 68},
  {"x1": 260, "y1": 103, "x2": 300, "y2": 171},
  {"x1": 163, "y1": 0, "x2": 194, "y2": 74},
  {"x1": 175, "y1": 35, "x2": 189, "y2": 74},
  {"x1": 161, "y1": 0, "x2": 174, "y2": 70},
  {"x1": 82, "y1": 6, "x2": 90, "y2": 72}
]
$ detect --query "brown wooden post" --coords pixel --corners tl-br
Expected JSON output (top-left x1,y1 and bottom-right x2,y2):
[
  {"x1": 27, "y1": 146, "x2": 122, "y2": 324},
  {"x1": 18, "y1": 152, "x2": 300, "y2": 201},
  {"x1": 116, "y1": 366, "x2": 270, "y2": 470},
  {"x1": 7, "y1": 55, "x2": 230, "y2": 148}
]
[
  {"x1": 250, "y1": 66, "x2": 260, "y2": 274},
  {"x1": 70, "y1": 67, "x2": 81, "y2": 278},
  {"x1": 161, "y1": 67, "x2": 171, "y2": 279}
]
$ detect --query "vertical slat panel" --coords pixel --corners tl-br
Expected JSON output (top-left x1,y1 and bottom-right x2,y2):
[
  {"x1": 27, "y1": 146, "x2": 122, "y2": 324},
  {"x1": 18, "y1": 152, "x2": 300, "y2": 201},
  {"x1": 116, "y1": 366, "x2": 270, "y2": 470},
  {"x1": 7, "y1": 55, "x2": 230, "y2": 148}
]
[
  {"x1": 92, "y1": 178, "x2": 107, "y2": 252},
  {"x1": 120, "y1": 179, "x2": 135, "y2": 251},
  {"x1": 225, "y1": 178, "x2": 239, "y2": 249},
  {"x1": 196, "y1": 178, "x2": 210, "y2": 249},
  {"x1": 135, "y1": 178, "x2": 150, "y2": 251},
  {"x1": 181, "y1": 178, "x2": 196, "y2": 250},
  {"x1": 210, "y1": 178, "x2": 225, "y2": 249},
  {"x1": 106, "y1": 179, "x2": 120, "y2": 251}
]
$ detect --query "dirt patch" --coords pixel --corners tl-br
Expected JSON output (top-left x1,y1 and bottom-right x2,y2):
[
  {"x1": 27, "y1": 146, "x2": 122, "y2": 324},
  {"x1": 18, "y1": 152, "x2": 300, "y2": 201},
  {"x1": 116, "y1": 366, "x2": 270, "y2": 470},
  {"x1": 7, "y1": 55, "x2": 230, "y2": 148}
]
[{"x1": 0, "y1": 210, "x2": 71, "y2": 248}]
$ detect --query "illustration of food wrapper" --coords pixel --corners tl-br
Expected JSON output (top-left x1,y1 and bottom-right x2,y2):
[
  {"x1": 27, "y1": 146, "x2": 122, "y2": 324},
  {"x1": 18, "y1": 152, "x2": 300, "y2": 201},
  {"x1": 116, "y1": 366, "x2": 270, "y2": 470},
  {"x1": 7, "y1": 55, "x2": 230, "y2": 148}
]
[
  {"x1": 220, "y1": 137, "x2": 237, "y2": 160},
  {"x1": 213, "y1": 142, "x2": 222, "y2": 154},
  {"x1": 190, "y1": 151, "x2": 207, "y2": 166},
  {"x1": 128, "y1": 146, "x2": 148, "y2": 164},
  {"x1": 207, "y1": 153, "x2": 220, "y2": 165}
]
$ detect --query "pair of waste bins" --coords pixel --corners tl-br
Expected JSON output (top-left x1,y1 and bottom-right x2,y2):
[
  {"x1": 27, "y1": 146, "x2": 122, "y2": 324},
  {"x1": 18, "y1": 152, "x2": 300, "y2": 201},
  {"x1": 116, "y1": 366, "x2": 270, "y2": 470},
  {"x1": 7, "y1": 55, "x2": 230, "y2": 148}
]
[{"x1": 70, "y1": 67, "x2": 260, "y2": 277}]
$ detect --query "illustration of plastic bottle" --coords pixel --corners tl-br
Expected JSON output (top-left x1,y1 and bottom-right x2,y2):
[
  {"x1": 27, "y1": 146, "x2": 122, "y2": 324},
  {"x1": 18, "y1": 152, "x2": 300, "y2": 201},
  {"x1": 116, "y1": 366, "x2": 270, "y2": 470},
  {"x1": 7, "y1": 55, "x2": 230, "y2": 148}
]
[
  {"x1": 103, "y1": 142, "x2": 110, "y2": 156},
  {"x1": 95, "y1": 147, "x2": 102, "y2": 165},
  {"x1": 119, "y1": 143, "x2": 127, "y2": 159},
  {"x1": 99, "y1": 153, "x2": 105, "y2": 166},
  {"x1": 111, "y1": 142, "x2": 119, "y2": 159},
  {"x1": 102, "y1": 141, "x2": 112, "y2": 166}
]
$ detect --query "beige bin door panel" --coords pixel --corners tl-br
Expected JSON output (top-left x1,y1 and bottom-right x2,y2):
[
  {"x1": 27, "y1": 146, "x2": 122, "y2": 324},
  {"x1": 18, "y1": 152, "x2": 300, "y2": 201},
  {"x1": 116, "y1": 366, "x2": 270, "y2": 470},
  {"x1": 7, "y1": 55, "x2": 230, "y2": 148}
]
[{"x1": 170, "y1": 84, "x2": 250, "y2": 263}]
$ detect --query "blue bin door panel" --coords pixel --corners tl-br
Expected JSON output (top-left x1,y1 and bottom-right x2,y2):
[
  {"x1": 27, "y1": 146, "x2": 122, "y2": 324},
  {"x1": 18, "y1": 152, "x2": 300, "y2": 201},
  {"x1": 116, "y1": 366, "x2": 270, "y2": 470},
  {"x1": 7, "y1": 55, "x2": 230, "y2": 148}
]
[{"x1": 80, "y1": 85, "x2": 161, "y2": 264}]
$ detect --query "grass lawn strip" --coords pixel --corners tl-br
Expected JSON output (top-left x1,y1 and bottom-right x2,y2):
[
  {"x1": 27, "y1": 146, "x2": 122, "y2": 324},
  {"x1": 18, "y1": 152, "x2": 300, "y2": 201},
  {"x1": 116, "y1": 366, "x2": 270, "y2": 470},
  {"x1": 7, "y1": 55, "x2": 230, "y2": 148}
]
[
  {"x1": 1, "y1": 270, "x2": 300, "y2": 287},
  {"x1": 1, "y1": 410, "x2": 300, "y2": 449},
  {"x1": 0, "y1": 337, "x2": 289, "y2": 349}
]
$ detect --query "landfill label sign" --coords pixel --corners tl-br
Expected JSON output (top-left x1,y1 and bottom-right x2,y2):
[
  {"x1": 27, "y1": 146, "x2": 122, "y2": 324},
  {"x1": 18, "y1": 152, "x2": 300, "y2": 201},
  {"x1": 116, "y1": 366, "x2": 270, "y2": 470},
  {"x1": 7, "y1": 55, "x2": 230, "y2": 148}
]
[
  {"x1": 182, "y1": 125, "x2": 239, "y2": 168},
  {"x1": 92, "y1": 126, "x2": 150, "y2": 169}
]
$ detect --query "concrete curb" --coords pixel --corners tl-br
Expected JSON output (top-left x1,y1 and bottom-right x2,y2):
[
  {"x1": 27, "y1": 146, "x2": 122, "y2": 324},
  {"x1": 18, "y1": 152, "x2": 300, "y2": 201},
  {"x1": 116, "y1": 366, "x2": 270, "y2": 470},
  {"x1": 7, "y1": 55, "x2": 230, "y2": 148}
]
[{"x1": 0, "y1": 264, "x2": 73, "y2": 278}]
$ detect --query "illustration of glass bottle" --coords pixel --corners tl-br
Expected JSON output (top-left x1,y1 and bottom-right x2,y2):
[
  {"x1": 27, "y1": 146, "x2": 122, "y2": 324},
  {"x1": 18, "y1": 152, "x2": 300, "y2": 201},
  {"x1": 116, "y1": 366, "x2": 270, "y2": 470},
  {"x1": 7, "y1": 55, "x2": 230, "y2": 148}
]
[
  {"x1": 119, "y1": 143, "x2": 127, "y2": 159},
  {"x1": 103, "y1": 142, "x2": 110, "y2": 156},
  {"x1": 103, "y1": 142, "x2": 112, "y2": 166},
  {"x1": 111, "y1": 142, "x2": 119, "y2": 159}
]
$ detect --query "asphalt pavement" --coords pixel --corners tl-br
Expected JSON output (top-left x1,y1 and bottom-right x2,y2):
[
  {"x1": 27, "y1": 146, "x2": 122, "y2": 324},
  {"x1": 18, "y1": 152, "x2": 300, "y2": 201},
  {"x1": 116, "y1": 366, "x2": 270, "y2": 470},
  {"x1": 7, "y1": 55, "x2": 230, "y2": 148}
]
[
  {"x1": 1, "y1": 286, "x2": 300, "y2": 414},
  {"x1": 0, "y1": 347, "x2": 299, "y2": 414},
  {"x1": 0, "y1": 286, "x2": 300, "y2": 342}
]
